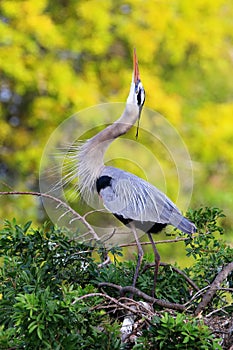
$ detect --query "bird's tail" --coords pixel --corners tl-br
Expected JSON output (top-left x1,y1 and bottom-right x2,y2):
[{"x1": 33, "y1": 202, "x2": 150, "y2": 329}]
[{"x1": 172, "y1": 216, "x2": 197, "y2": 235}]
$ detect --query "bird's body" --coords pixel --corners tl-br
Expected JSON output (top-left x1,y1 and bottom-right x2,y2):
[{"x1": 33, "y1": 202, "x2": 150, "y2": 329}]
[
  {"x1": 96, "y1": 166, "x2": 196, "y2": 235},
  {"x1": 73, "y1": 49, "x2": 196, "y2": 294}
]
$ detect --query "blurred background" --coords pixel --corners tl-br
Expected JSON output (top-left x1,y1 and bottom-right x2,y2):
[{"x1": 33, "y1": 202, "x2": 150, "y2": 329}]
[{"x1": 0, "y1": 0, "x2": 232, "y2": 262}]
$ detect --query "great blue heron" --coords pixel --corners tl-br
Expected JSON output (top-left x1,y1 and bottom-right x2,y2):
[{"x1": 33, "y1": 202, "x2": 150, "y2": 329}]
[{"x1": 75, "y1": 49, "x2": 196, "y2": 294}]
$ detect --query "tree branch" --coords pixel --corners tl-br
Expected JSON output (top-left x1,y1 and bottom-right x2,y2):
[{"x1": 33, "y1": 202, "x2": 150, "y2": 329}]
[
  {"x1": 0, "y1": 191, "x2": 100, "y2": 241},
  {"x1": 98, "y1": 282, "x2": 185, "y2": 311},
  {"x1": 195, "y1": 262, "x2": 233, "y2": 316},
  {"x1": 72, "y1": 292, "x2": 151, "y2": 319},
  {"x1": 119, "y1": 236, "x2": 190, "y2": 248}
]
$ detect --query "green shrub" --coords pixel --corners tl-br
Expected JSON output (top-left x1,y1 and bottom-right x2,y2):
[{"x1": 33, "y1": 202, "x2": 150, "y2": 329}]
[
  {"x1": 0, "y1": 207, "x2": 231, "y2": 349},
  {"x1": 133, "y1": 312, "x2": 222, "y2": 350},
  {"x1": 0, "y1": 220, "x2": 120, "y2": 349}
]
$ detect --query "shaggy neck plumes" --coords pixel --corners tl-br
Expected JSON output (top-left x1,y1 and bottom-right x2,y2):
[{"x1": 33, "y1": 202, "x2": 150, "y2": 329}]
[{"x1": 77, "y1": 103, "x2": 139, "y2": 199}]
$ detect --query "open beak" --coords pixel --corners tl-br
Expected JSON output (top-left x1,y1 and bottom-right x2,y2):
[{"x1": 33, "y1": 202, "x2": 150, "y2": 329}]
[{"x1": 133, "y1": 48, "x2": 140, "y2": 84}]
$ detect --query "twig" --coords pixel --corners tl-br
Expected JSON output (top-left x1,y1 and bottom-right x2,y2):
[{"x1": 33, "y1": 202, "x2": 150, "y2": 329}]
[
  {"x1": 98, "y1": 255, "x2": 111, "y2": 268},
  {"x1": 72, "y1": 292, "x2": 150, "y2": 318},
  {"x1": 98, "y1": 282, "x2": 185, "y2": 311},
  {"x1": 118, "y1": 296, "x2": 155, "y2": 318},
  {"x1": 101, "y1": 228, "x2": 117, "y2": 243},
  {"x1": 119, "y1": 236, "x2": 196, "y2": 248},
  {"x1": 205, "y1": 304, "x2": 232, "y2": 318},
  {"x1": 195, "y1": 262, "x2": 233, "y2": 316},
  {"x1": 184, "y1": 286, "x2": 210, "y2": 309},
  {"x1": 93, "y1": 296, "x2": 155, "y2": 319},
  {"x1": 0, "y1": 181, "x2": 13, "y2": 191},
  {"x1": 0, "y1": 191, "x2": 100, "y2": 241},
  {"x1": 83, "y1": 208, "x2": 106, "y2": 219}
]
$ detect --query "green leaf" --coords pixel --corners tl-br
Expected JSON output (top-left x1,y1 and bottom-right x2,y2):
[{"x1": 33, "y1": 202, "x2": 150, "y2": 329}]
[{"x1": 37, "y1": 326, "x2": 43, "y2": 340}]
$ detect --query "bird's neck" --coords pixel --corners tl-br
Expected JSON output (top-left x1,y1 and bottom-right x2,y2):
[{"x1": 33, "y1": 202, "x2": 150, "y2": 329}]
[
  {"x1": 92, "y1": 103, "x2": 139, "y2": 142},
  {"x1": 77, "y1": 103, "x2": 139, "y2": 196}
]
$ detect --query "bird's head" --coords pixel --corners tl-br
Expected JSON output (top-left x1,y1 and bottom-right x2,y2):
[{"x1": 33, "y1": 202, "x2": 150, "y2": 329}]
[{"x1": 127, "y1": 48, "x2": 145, "y2": 116}]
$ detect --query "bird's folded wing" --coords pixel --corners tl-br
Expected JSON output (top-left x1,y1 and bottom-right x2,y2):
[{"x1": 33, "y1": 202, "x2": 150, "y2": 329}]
[{"x1": 99, "y1": 169, "x2": 181, "y2": 224}]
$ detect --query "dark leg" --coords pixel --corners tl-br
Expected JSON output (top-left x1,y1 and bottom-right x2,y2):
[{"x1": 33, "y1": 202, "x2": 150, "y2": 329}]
[
  {"x1": 129, "y1": 222, "x2": 144, "y2": 291},
  {"x1": 147, "y1": 232, "x2": 160, "y2": 297}
]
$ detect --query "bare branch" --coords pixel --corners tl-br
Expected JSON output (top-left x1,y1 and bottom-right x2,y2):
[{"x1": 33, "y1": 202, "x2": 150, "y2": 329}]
[
  {"x1": 98, "y1": 282, "x2": 185, "y2": 311},
  {"x1": 119, "y1": 236, "x2": 195, "y2": 248},
  {"x1": 72, "y1": 292, "x2": 149, "y2": 318},
  {"x1": 83, "y1": 208, "x2": 106, "y2": 219},
  {"x1": 58, "y1": 209, "x2": 72, "y2": 221},
  {"x1": 98, "y1": 255, "x2": 111, "y2": 268},
  {"x1": 206, "y1": 304, "x2": 232, "y2": 318},
  {"x1": 0, "y1": 181, "x2": 13, "y2": 191},
  {"x1": 0, "y1": 191, "x2": 100, "y2": 241},
  {"x1": 195, "y1": 262, "x2": 233, "y2": 316},
  {"x1": 100, "y1": 228, "x2": 117, "y2": 243},
  {"x1": 184, "y1": 286, "x2": 210, "y2": 309}
]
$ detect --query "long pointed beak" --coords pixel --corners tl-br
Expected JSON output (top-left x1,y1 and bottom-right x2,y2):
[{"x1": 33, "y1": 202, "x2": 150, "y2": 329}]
[{"x1": 133, "y1": 48, "x2": 140, "y2": 83}]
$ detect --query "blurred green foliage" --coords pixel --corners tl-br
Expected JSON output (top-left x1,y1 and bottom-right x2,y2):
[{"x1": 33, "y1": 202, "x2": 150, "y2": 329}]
[{"x1": 0, "y1": 1, "x2": 233, "y2": 238}]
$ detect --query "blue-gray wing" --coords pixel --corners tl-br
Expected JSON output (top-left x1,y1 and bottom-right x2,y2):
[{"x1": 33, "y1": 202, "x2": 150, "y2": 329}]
[{"x1": 99, "y1": 166, "x2": 182, "y2": 225}]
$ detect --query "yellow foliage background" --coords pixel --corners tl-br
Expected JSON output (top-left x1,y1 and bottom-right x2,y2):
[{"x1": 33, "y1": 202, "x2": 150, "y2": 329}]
[{"x1": 0, "y1": 0, "x2": 233, "y2": 260}]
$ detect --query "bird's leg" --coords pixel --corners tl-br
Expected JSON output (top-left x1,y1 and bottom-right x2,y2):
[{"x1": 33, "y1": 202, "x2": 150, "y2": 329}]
[
  {"x1": 129, "y1": 222, "x2": 144, "y2": 292},
  {"x1": 147, "y1": 232, "x2": 160, "y2": 298}
]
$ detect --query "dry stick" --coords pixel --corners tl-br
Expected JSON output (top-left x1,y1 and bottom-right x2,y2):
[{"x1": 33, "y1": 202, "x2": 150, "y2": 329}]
[
  {"x1": 98, "y1": 282, "x2": 185, "y2": 311},
  {"x1": 0, "y1": 191, "x2": 100, "y2": 241},
  {"x1": 101, "y1": 228, "x2": 117, "y2": 244},
  {"x1": 91, "y1": 295, "x2": 155, "y2": 319},
  {"x1": 83, "y1": 208, "x2": 106, "y2": 219},
  {"x1": 184, "y1": 286, "x2": 210, "y2": 311},
  {"x1": 98, "y1": 255, "x2": 111, "y2": 268},
  {"x1": 118, "y1": 296, "x2": 155, "y2": 318},
  {"x1": 142, "y1": 262, "x2": 200, "y2": 292},
  {"x1": 206, "y1": 304, "x2": 232, "y2": 318},
  {"x1": 72, "y1": 292, "x2": 151, "y2": 319},
  {"x1": 195, "y1": 262, "x2": 233, "y2": 316}
]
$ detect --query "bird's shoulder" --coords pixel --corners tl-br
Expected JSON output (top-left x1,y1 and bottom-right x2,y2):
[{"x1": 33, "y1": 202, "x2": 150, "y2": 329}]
[
  {"x1": 99, "y1": 166, "x2": 169, "y2": 200},
  {"x1": 99, "y1": 166, "x2": 153, "y2": 194}
]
